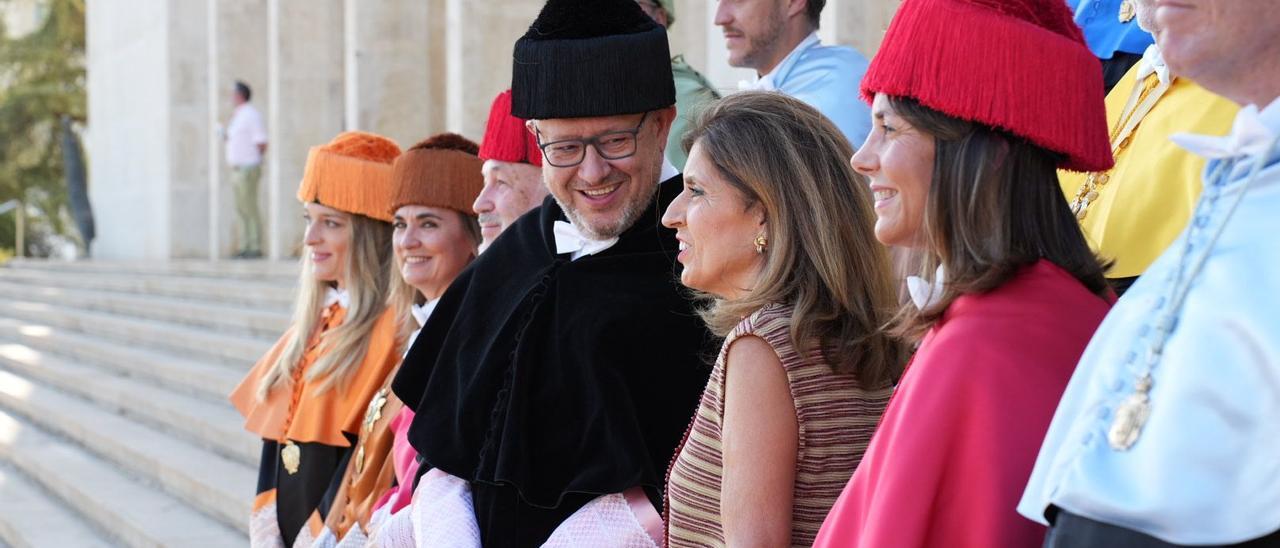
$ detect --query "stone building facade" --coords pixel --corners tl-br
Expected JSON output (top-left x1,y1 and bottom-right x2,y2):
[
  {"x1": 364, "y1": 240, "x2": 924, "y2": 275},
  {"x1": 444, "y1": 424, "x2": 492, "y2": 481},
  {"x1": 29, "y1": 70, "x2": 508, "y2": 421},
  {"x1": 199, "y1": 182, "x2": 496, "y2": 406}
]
[{"x1": 86, "y1": 0, "x2": 899, "y2": 259}]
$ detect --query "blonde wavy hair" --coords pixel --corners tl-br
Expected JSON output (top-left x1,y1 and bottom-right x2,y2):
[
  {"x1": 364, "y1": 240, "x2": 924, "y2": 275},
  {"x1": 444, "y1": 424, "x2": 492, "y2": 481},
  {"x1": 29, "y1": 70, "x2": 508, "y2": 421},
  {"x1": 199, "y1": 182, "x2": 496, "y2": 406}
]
[
  {"x1": 256, "y1": 212, "x2": 395, "y2": 399},
  {"x1": 683, "y1": 92, "x2": 908, "y2": 388}
]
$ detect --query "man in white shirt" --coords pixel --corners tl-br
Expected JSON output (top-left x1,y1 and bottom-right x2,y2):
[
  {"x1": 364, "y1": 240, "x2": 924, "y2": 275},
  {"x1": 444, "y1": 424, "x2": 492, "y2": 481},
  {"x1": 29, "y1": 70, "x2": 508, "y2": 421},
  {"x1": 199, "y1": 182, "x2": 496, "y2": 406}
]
[
  {"x1": 1020, "y1": 1, "x2": 1280, "y2": 545},
  {"x1": 225, "y1": 80, "x2": 268, "y2": 259},
  {"x1": 717, "y1": 0, "x2": 871, "y2": 147}
]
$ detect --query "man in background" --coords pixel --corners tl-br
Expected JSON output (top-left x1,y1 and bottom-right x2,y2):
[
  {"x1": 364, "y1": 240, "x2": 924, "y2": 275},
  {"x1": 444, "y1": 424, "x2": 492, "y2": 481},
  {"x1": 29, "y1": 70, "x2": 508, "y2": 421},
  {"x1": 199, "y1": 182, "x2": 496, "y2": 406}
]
[
  {"x1": 720, "y1": 0, "x2": 871, "y2": 147},
  {"x1": 224, "y1": 80, "x2": 267, "y2": 259},
  {"x1": 473, "y1": 89, "x2": 549, "y2": 253}
]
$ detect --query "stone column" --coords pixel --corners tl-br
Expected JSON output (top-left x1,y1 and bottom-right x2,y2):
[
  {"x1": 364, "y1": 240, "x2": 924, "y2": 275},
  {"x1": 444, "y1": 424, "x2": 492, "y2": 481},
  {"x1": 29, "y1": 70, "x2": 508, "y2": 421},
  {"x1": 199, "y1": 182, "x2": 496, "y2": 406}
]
[
  {"x1": 166, "y1": 3, "x2": 213, "y2": 258},
  {"x1": 86, "y1": 2, "x2": 169, "y2": 259},
  {"x1": 668, "y1": 0, "x2": 706, "y2": 67},
  {"x1": 346, "y1": 0, "x2": 435, "y2": 147},
  {"x1": 265, "y1": 0, "x2": 344, "y2": 259},
  {"x1": 87, "y1": 0, "x2": 212, "y2": 259},
  {"x1": 823, "y1": 0, "x2": 901, "y2": 58},
  {"x1": 444, "y1": 0, "x2": 542, "y2": 141}
]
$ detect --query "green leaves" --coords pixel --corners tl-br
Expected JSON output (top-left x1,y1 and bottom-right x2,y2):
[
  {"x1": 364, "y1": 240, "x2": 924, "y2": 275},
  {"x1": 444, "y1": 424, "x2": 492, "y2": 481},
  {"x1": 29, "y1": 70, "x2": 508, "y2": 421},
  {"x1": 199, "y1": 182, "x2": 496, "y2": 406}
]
[{"x1": 0, "y1": 0, "x2": 85, "y2": 254}]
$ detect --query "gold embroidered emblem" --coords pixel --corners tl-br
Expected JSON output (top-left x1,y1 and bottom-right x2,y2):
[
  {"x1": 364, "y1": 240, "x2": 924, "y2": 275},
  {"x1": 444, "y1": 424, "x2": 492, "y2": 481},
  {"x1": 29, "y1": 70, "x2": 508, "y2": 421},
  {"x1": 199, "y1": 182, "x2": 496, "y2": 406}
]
[
  {"x1": 351, "y1": 387, "x2": 390, "y2": 479},
  {"x1": 363, "y1": 388, "x2": 389, "y2": 434},
  {"x1": 282, "y1": 441, "x2": 301, "y2": 475}
]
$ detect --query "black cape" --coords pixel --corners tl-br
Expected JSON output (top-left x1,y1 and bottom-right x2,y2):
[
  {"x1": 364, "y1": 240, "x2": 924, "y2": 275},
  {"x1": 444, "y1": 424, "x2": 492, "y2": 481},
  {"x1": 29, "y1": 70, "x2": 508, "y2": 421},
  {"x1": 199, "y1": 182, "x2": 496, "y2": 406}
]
[{"x1": 392, "y1": 175, "x2": 712, "y2": 513}]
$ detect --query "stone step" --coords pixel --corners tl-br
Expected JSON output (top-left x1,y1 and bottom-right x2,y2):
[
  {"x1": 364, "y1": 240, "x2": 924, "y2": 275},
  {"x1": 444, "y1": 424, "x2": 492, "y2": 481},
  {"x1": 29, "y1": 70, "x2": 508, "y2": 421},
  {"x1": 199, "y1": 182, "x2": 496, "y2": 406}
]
[
  {"x1": 0, "y1": 316, "x2": 239, "y2": 410},
  {"x1": 0, "y1": 411, "x2": 245, "y2": 547},
  {"x1": 0, "y1": 280, "x2": 291, "y2": 340},
  {"x1": 0, "y1": 267, "x2": 296, "y2": 309},
  {"x1": 0, "y1": 463, "x2": 115, "y2": 548},
  {"x1": 0, "y1": 299, "x2": 272, "y2": 367},
  {"x1": 6, "y1": 258, "x2": 299, "y2": 282},
  {"x1": 0, "y1": 341, "x2": 257, "y2": 466},
  {"x1": 0, "y1": 368, "x2": 254, "y2": 535}
]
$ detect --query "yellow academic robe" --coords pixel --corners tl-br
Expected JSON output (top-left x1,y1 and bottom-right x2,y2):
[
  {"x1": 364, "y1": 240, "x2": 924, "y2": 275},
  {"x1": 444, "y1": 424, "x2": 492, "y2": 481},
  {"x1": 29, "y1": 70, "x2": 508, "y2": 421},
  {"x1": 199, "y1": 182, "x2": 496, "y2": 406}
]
[{"x1": 1060, "y1": 63, "x2": 1238, "y2": 279}]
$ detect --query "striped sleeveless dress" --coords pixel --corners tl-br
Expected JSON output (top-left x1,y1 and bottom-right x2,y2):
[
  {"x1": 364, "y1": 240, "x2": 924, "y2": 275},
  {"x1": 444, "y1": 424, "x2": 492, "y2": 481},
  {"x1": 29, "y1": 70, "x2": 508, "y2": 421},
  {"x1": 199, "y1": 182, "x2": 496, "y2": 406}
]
[{"x1": 665, "y1": 303, "x2": 892, "y2": 547}]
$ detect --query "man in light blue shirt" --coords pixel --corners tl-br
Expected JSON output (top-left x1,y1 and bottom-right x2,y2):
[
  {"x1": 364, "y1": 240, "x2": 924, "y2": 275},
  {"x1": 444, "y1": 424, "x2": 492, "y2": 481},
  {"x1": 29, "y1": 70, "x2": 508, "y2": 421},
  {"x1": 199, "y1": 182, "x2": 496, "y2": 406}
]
[
  {"x1": 716, "y1": 0, "x2": 870, "y2": 148},
  {"x1": 1020, "y1": 0, "x2": 1280, "y2": 545}
]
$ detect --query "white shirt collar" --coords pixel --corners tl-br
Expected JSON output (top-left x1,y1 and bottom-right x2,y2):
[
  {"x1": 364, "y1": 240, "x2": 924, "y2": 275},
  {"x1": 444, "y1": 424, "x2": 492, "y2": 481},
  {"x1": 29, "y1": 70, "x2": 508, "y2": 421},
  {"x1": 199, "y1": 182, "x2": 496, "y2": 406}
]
[
  {"x1": 661, "y1": 157, "x2": 679, "y2": 180},
  {"x1": 1171, "y1": 96, "x2": 1280, "y2": 160},
  {"x1": 323, "y1": 287, "x2": 350, "y2": 309},
  {"x1": 905, "y1": 265, "x2": 947, "y2": 310},
  {"x1": 411, "y1": 299, "x2": 439, "y2": 328},
  {"x1": 1135, "y1": 44, "x2": 1171, "y2": 86},
  {"x1": 738, "y1": 32, "x2": 821, "y2": 92}
]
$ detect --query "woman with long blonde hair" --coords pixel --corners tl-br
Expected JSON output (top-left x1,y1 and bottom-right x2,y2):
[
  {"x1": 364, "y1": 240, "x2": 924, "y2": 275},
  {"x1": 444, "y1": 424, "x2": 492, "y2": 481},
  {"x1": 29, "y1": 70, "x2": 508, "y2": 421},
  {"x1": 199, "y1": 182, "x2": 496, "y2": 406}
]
[
  {"x1": 660, "y1": 91, "x2": 908, "y2": 547},
  {"x1": 230, "y1": 131, "x2": 404, "y2": 547}
]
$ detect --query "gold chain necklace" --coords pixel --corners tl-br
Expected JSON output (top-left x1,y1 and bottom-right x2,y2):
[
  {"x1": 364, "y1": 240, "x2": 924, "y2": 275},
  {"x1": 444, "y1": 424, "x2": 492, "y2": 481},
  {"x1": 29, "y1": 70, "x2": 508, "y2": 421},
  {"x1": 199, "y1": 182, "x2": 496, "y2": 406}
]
[
  {"x1": 1108, "y1": 136, "x2": 1280, "y2": 450},
  {"x1": 1069, "y1": 73, "x2": 1170, "y2": 220}
]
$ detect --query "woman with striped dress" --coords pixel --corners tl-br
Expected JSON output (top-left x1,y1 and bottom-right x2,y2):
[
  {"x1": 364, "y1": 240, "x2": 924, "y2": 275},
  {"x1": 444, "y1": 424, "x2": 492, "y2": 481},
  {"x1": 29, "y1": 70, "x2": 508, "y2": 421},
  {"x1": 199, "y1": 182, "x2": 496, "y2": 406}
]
[{"x1": 660, "y1": 91, "x2": 908, "y2": 547}]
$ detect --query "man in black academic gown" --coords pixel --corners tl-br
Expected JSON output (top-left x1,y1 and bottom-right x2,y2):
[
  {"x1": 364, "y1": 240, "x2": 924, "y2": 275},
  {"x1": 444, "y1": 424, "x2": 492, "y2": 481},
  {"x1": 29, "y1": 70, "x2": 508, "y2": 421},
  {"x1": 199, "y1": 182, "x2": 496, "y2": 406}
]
[{"x1": 391, "y1": 0, "x2": 713, "y2": 545}]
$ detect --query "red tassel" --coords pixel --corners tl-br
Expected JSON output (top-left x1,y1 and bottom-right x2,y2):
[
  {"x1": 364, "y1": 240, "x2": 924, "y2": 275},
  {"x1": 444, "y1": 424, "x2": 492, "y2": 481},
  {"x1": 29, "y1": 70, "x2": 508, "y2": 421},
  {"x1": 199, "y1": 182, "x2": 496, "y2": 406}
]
[{"x1": 863, "y1": 0, "x2": 1113, "y2": 172}]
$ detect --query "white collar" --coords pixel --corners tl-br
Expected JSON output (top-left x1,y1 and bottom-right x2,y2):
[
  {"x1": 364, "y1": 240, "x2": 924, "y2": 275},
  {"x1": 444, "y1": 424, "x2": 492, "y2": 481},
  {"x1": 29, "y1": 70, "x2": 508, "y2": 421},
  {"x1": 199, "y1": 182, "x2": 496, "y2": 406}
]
[
  {"x1": 1135, "y1": 44, "x2": 1171, "y2": 86},
  {"x1": 323, "y1": 287, "x2": 350, "y2": 309},
  {"x1": 738, "y1": 32, "x2": 821, "y2": 92},
  {"x1": 553, "y1": 221, "x2": 619, "y2": 260},
  {"x1": 661, "y1": 157, "x2": 679, "y2": 181},
  {"x1": 905, "y1": 265, "x2": 947, "y2": 310},
  {"x1": 1171, "y1": 97, "x2": 1280, "y2": 160},
  {"x1": 411, "y1": 299, "x2": 438, "y2": 328}
]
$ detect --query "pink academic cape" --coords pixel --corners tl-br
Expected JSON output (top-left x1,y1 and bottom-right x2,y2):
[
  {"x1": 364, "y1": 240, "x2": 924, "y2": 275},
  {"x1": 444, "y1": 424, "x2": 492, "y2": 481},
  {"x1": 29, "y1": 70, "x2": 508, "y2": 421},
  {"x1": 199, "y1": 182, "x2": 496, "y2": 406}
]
[{"x1": 814, "y1": 260, "x2": 1111, "y2": 548}]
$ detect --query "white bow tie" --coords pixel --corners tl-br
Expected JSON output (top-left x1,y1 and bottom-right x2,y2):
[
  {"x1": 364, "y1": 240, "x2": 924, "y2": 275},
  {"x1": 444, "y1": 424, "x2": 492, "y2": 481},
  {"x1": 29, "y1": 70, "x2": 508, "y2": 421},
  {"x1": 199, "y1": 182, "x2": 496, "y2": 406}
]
[
  {"x1": 411, "y1": 300, "x2": 438, "y2": 328},
  {"x1": 553, "y1": 221, "x2": 618, "y2": 259},
  {"x1": 1135, "y1": 44, "x2": 1171, "y2": 86},
  {"x1": 1172, "y1": 104, "x2": 1278, "y2": 160},
  {"x1": 324, "y1": 287, "x2": 350, "y2": 309},
  {"x1": 905, "y1": 265, "x2": 947, "y2": 310}
]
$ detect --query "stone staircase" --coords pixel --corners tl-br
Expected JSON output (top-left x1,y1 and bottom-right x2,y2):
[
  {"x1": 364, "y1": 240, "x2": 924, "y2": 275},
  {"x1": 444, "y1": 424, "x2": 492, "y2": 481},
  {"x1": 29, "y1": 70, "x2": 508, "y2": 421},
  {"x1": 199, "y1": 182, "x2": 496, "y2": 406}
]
[{"x1": 0, "y1": 259, "x2": 300, "y2": 547}]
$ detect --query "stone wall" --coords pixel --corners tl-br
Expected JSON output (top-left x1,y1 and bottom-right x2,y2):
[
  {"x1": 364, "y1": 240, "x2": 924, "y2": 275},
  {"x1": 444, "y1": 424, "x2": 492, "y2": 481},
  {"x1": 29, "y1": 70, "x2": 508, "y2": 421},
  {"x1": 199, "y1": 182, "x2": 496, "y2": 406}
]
[
  {"x1": 86, "y1": 1, "x2": 172, "y2": 259},
  {"x1": 86, "y1": 0, "x2": 900, "y2": 259}
]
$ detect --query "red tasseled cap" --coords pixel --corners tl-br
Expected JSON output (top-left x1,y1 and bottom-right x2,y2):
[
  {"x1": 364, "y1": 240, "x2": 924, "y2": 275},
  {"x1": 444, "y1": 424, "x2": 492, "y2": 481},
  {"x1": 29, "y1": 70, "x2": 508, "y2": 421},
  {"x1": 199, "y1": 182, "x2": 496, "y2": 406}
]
[
  {"x1": 862, "y1": 0, "x2": 1113, "y2": 172},
  {"x1": 478, "y1": 89, "x2": 543, "y2": 167}
]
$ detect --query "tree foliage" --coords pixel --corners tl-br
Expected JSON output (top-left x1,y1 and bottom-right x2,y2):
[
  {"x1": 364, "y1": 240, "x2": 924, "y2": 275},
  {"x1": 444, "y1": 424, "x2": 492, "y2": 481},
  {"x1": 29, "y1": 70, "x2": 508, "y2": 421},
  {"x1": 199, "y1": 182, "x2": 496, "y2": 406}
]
[{"x1": 0, "y1": 0, "x2": 86, "y2": 253}]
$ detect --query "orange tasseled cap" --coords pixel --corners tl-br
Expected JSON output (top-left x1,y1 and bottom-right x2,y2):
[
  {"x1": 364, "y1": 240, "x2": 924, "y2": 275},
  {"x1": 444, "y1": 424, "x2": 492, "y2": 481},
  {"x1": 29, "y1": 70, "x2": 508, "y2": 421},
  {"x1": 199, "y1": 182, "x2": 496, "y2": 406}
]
[{"x1": 297, "y1": 131, "x2": 403, "y2": 222}]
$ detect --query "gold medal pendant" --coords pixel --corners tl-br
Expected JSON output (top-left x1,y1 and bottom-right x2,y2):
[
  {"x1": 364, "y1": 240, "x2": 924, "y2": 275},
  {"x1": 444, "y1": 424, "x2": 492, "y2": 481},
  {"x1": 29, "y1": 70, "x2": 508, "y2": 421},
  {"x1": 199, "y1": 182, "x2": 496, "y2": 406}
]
[
  {"x1": 281, "y1": 441, "x2": 302, "y2": 475},
  {"x1": 1118, "y1": 0, "x2": 1137, "y2": 23},
  {"x1": 363, "y1": 388, "x2": 389, "y2": 434},
  {"x1": 1108, "y1": 376, "x2": 1152, "y2": 450},
  {"x1": 353, "y1": 445, "x2": 366, "y2": 476}
]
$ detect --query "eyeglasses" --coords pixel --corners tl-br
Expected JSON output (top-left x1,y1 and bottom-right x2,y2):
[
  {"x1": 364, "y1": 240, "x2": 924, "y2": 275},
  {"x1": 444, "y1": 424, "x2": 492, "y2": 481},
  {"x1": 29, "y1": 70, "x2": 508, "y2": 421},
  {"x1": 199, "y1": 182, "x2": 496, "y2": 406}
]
[{"x1": 535, "y1": 112, "x2": 650, "y2": 168}]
